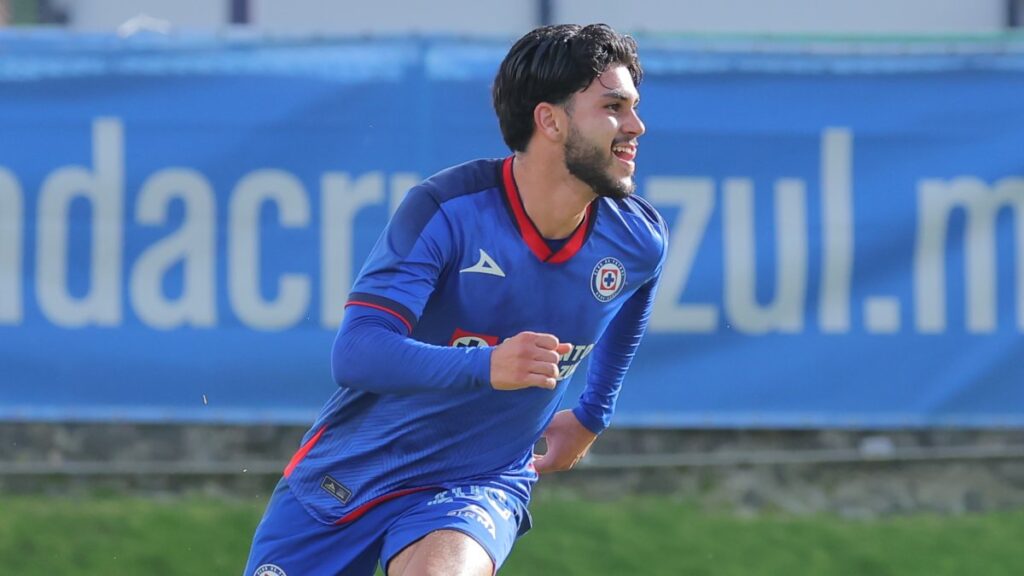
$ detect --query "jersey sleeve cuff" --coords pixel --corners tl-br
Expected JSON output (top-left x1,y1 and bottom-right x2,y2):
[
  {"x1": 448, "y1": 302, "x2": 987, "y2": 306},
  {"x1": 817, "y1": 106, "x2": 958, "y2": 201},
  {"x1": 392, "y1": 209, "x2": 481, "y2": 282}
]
[
  {"x1": 472, "y1": 346, "x2": 493, "y2": 389},
  {"x1": 572, "y1": 405, "x2": 608, "y2": 435}
]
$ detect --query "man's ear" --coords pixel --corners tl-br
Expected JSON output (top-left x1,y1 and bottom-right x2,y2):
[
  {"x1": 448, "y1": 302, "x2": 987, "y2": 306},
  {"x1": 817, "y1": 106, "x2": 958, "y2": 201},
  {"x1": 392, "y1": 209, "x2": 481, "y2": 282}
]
[{"x1": 533, "y1": 102, "x2": 566, "y2": 143}]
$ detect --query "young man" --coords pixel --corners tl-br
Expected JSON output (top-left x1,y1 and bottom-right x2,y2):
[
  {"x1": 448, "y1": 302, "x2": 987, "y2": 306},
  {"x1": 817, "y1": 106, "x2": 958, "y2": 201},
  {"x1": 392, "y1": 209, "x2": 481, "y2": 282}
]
[{"x1": 245, "y1": 23, "x2": 666, "y2": 576}]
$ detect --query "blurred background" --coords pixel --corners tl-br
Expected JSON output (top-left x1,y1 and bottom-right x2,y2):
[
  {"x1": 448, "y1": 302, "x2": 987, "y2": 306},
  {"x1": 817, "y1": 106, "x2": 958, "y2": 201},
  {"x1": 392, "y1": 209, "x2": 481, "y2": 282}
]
[{"x1": 1, "y1": 1, "x2": 1024, "y2": 574}]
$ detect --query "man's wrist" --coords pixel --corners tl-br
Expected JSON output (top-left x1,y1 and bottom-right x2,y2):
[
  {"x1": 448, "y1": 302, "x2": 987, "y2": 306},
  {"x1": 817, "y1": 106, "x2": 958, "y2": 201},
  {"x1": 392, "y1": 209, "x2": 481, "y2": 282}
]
[{"x1": 571, "y1": 405, "x2": 606, "y2": 435}]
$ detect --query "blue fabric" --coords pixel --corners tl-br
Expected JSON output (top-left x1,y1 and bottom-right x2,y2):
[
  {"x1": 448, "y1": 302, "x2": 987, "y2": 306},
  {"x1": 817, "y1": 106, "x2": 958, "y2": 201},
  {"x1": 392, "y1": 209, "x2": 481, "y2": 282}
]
[
  {"x1": 379, "y1": 483, "x2": 530, "y2": 573},
  {"x1": 245, "y1": 478, "x2": 381, "y2": 576},
  {"x1": 574, "y1": 270, "x2": 662, "y2": 434},
  {"x1": 331, "y1": 305, "x2": 491, "y2": 394},
  {"x1": 244, "y1": 477, "x2": 528, "y2": 575},
  {"x1": 284, "y1": 158, "x2": 666, "y2": 525}
]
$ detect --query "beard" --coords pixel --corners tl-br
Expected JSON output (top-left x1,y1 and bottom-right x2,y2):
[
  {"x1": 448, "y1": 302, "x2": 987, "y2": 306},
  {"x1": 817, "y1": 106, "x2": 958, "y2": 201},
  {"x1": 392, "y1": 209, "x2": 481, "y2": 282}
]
[{"x1": 564, "y1": 124, "x2": 635, "y2": 200}]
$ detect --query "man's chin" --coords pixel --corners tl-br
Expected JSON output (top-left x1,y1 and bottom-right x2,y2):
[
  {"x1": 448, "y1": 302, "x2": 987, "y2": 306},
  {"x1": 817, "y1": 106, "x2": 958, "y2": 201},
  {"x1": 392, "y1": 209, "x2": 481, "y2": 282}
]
[
  {"x1": 566, "y1": 156, "x2": 636, "y2": 199},
  {"x1": 612, "y1": 163, "x2": 636, "y2": 187},
  {"x1": 614, "y1": 173, "x2": 636, "y2": 195},
  {"x1": 596, "y1": 178, "x2": 635, "y2": 200}
]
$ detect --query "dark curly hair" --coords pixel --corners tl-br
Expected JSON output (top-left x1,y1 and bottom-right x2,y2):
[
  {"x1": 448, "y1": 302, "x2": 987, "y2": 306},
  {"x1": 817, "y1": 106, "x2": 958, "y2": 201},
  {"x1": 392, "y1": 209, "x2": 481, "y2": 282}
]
[{"x1": 492, "y1": 24, "x2": 643, "y2": 152}]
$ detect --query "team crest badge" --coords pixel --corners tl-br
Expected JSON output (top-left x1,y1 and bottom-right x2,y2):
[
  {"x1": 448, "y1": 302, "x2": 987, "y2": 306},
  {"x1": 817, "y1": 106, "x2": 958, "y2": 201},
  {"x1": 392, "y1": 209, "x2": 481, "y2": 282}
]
[
  {"x1": 253, "y1": 564, "x2": 287, "y2": 576},
  {"x1": 591, "y1": 257, "x2": 626, "y2": 302}
]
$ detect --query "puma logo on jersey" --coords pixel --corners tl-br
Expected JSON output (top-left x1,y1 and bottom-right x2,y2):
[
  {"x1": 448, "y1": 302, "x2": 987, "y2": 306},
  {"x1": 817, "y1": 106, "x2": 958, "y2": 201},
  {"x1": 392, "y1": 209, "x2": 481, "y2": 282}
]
[{"x1": 460, "y1": 249, "x2": 505, "y2": 277}]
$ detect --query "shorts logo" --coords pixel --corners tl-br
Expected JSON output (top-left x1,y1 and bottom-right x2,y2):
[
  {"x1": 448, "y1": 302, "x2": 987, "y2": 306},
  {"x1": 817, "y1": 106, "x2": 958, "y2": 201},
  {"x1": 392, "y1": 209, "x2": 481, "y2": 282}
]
[
  {"x1": 253, "y1": 564, "x2": 287, "y2": 576},
  {"x1": 591, "y1": 257, "x2": 626, "y2": 302},
  {"x1": 448, "y1": 503, "x2": 497, "y2": 539}
]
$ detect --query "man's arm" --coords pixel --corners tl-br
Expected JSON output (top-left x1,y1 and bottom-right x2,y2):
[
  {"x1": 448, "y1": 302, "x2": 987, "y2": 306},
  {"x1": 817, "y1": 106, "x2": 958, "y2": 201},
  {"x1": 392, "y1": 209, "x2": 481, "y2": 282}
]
[
  {"x1": 572, "y1": 274, "x2": 658, "y2": 434},
  {"x1": 331, "y1": 305, "x2": 491, "y2": 394},
  {"x1": 331, "y1": 307, "x2": 570, "y2": 394},
  {"x1": 534, "y1": 274, "x2": 660, "y2": 473}
]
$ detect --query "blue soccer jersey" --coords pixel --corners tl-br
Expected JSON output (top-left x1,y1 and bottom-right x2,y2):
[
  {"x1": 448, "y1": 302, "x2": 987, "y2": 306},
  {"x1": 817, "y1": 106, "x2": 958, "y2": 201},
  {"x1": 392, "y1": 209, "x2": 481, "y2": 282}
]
[{"x1": 283, "y1": 157, "x2": 666, "y2": 525}]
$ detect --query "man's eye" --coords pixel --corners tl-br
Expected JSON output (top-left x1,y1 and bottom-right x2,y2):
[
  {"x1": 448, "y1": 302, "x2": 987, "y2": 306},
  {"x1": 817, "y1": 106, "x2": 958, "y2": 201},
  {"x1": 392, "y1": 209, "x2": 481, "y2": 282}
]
[{"x1": 606, "y1": 104, "x2": 621, "y2": 111}]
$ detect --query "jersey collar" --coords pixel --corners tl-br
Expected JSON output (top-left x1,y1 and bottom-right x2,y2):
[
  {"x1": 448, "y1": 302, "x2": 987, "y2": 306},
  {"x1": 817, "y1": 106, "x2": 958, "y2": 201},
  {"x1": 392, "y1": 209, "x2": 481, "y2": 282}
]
[{"x1": 500, "y1": 156, "x2": 595, "y2": 264}]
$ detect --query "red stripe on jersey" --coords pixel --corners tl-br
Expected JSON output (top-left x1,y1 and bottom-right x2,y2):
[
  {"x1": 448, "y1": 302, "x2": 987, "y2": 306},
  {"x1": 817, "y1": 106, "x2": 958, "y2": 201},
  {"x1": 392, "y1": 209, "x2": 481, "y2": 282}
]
[
  {"x1": 501, "y1": 156, "x2": 593, "y2": 264},
  {"x1": 502, "y1": 156, "x2": 551, "y2": 261},
  {"x1": 283, "y1": 425, "x2": 326, "y2": 478},
  {"x1": 344, "y1": 301, "x2": 414, "y2": 333},
  {"x1": 333, "y1": 486, "x2": 437, "y2": 524}
]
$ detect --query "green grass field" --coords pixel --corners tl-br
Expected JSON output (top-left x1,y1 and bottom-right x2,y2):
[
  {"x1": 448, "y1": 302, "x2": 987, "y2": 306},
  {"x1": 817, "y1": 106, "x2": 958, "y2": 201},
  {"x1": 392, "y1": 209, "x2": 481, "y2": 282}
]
[{"x1": 2, "y1": 491, "x2": 1022, "y2": 575}]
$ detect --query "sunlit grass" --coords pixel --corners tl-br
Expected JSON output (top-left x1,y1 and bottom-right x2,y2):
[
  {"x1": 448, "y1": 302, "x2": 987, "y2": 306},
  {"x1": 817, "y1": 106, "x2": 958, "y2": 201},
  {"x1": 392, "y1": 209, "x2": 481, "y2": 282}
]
[{"x1": 1, "y1": 493, "x2": 1022, "y2": 575}]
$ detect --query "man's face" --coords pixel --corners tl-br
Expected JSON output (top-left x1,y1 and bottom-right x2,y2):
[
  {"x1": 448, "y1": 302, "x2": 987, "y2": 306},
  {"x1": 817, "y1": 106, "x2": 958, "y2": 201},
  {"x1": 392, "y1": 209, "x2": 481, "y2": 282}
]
[{"x1": 563, "y1": 64, "x2": 645, "y2": 199}]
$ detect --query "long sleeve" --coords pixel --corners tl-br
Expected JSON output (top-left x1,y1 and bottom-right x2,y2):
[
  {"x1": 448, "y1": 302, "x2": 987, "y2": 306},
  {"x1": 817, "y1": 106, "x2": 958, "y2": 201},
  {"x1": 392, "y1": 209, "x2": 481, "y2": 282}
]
[
  {"x1": 572, "y1": 274, "x2": 659, "y2": 434},
  {"x1": 331, "y1": 305, "x2": 492, "y2": 394}
]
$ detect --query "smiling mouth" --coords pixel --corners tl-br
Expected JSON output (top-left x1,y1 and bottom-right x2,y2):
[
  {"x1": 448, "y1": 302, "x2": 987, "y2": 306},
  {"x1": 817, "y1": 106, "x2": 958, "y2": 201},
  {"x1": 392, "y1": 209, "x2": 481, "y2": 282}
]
[{"x1": 612, "y1": 143, "x2": 637, "y2": 163}]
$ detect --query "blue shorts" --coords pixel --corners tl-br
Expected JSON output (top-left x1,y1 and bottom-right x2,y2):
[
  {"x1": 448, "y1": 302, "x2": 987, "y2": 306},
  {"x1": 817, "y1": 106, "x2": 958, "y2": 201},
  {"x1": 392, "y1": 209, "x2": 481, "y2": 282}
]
[{"x1": 244, "y1": 478, "x2": 531, "y2": 576}]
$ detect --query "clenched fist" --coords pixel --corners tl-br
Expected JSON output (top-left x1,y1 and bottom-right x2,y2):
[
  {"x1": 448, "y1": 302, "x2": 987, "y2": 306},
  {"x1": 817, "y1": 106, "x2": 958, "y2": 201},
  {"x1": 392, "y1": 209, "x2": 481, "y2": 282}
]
[{"x1": 490, "y1": 331, "x2": 572, "y2": 391}]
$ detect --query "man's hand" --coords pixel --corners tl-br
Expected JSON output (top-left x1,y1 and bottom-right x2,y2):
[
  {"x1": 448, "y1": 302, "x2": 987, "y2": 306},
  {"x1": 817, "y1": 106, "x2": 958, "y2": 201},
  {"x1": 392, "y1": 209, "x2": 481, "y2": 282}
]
[
  {"x1": 490, "y1": 331, "x2": 571, "y2": 391},
  {"x1": 533, "y1": 409, "x2": 598, "y2": 474}
]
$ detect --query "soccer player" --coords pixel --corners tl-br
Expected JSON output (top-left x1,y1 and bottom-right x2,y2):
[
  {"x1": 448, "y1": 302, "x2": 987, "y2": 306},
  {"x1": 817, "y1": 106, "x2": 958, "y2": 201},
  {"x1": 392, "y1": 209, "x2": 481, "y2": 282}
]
[{"x1": 245, "y1": 23, "x2": 666, "y2": 576}]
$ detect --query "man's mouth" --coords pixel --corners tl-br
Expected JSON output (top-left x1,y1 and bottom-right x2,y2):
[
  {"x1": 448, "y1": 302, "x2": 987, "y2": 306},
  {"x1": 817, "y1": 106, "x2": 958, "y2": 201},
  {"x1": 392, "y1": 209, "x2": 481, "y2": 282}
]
[{"x1": 612, "y1": 142, "x2": 637, "y2": 163}]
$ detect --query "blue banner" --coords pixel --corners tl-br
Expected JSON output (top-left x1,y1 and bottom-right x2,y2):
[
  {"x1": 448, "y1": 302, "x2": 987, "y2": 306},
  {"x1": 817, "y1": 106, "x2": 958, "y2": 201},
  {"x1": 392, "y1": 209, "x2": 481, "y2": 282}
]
[{"x1": 1, "y1": 32, "x2": 1022, "y2": 427}]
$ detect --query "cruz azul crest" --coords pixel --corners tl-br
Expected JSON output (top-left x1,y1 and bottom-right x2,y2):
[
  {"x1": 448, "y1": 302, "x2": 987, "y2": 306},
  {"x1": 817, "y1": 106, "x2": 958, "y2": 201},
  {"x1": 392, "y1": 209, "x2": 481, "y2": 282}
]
[{"x1": 591, "y1": 257, "x2": 626, "y2": 302}]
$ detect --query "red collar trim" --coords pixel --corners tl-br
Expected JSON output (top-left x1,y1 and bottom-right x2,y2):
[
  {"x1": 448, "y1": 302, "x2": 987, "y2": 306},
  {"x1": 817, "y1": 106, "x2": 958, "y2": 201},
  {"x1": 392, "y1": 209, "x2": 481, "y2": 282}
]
[{"x1": 501, "y1": 156, "x2": 592, "y2": 264}]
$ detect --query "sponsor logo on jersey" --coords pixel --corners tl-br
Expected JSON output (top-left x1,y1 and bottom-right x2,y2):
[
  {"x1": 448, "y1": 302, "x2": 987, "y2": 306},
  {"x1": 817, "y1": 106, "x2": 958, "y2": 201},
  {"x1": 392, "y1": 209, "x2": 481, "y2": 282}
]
[
  {"x1": 253, "y1": 564, "x2": 287, "y2": 576},
  {"x1": 448, "y1": 330, "x2": 593, "y2": 382},
  {"x1": 449, "y1": 328, "x2": 499, "y2": 347},
  {"x1": 460, "y1": 248, "x2": 506, "y2": 277},
  {"x1": 591, "y1": 257, "x2": 626, "y2": 302},
  {"x1": 558, "y1": 343, "x2": 595, "y2": 380}
]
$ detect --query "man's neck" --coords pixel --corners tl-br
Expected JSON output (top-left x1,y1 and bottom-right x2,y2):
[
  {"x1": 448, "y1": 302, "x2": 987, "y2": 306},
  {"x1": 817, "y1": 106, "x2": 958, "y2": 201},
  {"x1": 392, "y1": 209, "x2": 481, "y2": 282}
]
[{"x1": 512, "y1": 152, "x2": 595, "y2": 240}]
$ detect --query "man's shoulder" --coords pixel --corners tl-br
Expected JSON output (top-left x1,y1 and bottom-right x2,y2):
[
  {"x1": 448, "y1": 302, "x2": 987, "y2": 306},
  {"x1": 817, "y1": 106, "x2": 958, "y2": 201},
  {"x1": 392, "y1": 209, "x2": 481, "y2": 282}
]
[
  {"x1": 413, "y1": 158, "x2": 504, "y2": 206},
  {"x1": 613, "y1": 194, "x2": 665, "y2": 229},
  {"x1": 600, "y1": 194, "x2": 668, "y2": 253},
  {"x1": 388, "y1": 158, "x2": 504, "y2": 242}
]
